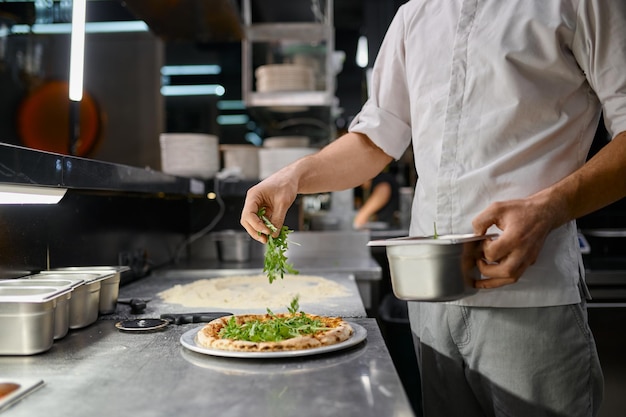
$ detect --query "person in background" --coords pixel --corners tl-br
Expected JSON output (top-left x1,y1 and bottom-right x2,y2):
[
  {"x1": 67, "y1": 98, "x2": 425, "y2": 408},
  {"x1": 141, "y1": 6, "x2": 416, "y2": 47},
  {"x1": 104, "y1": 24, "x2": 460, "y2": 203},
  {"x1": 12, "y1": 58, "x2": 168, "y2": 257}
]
[
  {"x1": 353, "y1": 168, "x2": 400, "y2": 229},
  {"x1": 241, "y1": 1, "x2": 626, "y2": 415}
]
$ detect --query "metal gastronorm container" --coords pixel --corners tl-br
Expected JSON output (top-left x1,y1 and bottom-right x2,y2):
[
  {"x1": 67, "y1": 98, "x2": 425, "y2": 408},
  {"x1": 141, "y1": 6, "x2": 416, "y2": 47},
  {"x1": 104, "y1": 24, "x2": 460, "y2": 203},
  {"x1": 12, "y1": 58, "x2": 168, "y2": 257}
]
[
  {"x1": 368, "y1": 234, "x2": 496, "y2": 301},
  {"x1": 0, "y1": 286, "x2": 71, "y2": 355},
  {"x1": 49, "y1": 266, "x2": 130, "y2": 314},
  {"x1": 0, "y1": 279, "x2": 80, "y2": 339},
  {"x1": 29, "y1": 273, "x2": 104, "y2": 329}
]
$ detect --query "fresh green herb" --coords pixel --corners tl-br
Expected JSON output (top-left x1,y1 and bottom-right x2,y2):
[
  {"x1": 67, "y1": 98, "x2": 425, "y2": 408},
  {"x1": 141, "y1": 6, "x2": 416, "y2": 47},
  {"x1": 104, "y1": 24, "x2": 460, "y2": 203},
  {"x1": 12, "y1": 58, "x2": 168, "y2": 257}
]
[
  {"x1": 258, "y1": 207, "x2": 299, "y2": 283},
  {"x1": 433, "y1": 222, "x2": 438, "y2": 239},
  {"x1": 218, "y1": 296, "x2": 327, "y2": 342}
]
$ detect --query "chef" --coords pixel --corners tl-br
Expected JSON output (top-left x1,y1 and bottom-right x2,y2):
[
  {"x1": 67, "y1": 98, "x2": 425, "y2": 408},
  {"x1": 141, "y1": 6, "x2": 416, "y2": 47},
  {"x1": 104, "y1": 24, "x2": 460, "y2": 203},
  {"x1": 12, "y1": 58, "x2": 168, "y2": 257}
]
[{"x1": 241, "y1": 1, "x2": 626, "y2": 416}]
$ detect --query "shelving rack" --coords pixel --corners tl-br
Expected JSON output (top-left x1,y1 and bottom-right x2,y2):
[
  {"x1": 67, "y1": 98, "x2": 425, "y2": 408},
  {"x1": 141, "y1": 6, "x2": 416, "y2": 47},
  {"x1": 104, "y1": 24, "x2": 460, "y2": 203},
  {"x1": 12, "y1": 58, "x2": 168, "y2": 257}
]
[{"x1": 241, "y1": 0, "x2": 337, "y2": 144}]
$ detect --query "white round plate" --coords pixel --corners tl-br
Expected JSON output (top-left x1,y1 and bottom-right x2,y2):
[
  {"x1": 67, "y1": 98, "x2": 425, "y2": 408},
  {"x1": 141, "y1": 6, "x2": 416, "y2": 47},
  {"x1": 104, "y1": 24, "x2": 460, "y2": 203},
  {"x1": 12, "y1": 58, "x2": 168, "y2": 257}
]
[{"x1": 180, "y1": 322, "x2": 367, "y2": 359}]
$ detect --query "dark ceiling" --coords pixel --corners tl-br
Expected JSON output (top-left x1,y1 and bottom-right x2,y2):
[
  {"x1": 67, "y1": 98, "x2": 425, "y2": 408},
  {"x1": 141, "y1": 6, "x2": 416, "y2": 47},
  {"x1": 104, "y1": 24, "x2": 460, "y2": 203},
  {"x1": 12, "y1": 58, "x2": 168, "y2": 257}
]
[{"x1": 0, "y1": 0, "x2": 367, "y2": 35}]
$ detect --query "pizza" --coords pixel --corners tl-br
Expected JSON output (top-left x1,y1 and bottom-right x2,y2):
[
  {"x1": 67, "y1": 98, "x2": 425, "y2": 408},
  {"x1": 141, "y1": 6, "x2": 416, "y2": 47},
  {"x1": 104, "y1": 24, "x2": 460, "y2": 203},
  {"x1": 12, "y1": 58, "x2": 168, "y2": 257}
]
[{"x1": 196, "y1": 312, "x2": 354, "y2": 352}]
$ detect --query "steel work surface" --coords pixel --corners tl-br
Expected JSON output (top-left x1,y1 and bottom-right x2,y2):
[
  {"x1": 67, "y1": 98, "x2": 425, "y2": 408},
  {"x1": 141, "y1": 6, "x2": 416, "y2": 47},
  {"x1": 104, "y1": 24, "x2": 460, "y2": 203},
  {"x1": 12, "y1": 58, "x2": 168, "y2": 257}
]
[{"x1": 0, "y1": 318, "x2": 415, "y2": 417}]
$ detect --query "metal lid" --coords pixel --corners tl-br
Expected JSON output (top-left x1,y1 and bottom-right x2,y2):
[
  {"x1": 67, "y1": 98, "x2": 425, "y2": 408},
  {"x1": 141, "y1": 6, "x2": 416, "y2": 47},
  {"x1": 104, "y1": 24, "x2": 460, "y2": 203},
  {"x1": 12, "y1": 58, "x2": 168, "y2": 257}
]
[
  {"x1": 0, "y1": 286, "x2": 72, "y2": 303},
  {"x1": 367, "y1": 233, "x2": 499, "y2": 247},
  {"x1": 0, "y1": 279, "x2": 78, "y2": 292},
  {"x1": 35, "y1": 271, "x2": 113, "y2": 284}
]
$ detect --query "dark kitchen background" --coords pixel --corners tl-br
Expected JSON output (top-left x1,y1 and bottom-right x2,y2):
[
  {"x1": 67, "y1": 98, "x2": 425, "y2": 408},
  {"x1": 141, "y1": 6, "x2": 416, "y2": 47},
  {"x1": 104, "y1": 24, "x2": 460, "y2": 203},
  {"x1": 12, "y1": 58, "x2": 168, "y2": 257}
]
[
  {"x1": 0, "y1": 0, "x2": 407, "y2": 167},
  {"x1": 0, "y1": 1, "x2": 624, "y2": 416}
]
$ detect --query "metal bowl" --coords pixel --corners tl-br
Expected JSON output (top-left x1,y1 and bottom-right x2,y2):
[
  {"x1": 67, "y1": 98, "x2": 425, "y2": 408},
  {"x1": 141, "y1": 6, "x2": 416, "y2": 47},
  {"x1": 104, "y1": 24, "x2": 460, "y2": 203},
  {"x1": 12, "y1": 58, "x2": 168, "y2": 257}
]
[
  {"x1": 368, "y1": 234, "x2": 496, "y2": 301},
  {"x1": 211, "y1": 230, "x2": 252, "y2": 262}
]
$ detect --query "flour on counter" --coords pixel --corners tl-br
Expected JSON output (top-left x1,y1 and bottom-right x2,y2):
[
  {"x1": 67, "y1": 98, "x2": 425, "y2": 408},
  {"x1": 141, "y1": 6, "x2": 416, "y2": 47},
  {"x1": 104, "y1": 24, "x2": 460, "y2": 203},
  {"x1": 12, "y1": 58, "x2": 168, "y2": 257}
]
[{"x1": 157, "y1": 274, "x2": 351, "y2": 309}]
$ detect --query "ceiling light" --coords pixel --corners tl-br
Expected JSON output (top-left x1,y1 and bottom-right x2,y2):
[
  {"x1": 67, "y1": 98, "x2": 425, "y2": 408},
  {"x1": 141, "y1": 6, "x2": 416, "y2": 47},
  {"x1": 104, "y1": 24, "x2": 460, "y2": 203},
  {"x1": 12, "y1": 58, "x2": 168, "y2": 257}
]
[
  {"x1": 69, "y1": 0, "x2": 86, "y2": 102},
  {"x1": 356, "y1": 35, "x2": 368, "y2": 68},
  {"x1": 160, "y1": 84, "x2": 226, "y2": 97},
  {"x1": 160, "y1": 65, "x2": 222, "y2": 76}
]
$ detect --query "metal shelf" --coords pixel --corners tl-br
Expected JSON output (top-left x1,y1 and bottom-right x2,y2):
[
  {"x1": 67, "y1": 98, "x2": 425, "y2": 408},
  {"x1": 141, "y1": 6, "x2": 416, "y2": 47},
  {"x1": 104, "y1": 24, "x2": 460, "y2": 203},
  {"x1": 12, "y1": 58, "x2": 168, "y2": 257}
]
[
  {"x1": 245, "y1": 22, "x2": 330, "y2": 42},
  {"x1": 241, "y1": 0, "x2": 337, "y2": 142}
]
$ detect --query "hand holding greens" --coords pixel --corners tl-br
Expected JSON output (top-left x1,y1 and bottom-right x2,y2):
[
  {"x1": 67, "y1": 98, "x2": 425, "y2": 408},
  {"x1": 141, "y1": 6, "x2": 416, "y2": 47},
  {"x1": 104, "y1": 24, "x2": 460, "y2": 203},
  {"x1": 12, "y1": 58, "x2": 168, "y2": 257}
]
[{"x1": 258, "y1": 207, "x2": 299, "y2": 283}]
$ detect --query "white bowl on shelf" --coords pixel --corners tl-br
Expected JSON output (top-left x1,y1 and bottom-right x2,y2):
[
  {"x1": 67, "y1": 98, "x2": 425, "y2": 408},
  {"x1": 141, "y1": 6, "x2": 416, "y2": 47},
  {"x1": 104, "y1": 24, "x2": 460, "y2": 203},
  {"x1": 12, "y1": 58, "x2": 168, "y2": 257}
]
[
  {"x1": 160, "y1": 133, "x2": 219, "y2": 179},
  {"x1": 263, "y1": 136, "x2": 310, "y2": 148},
  {"x1": 255, "y1": 64, "x2": 316, "y2": 92},
  {"x1": 258, "y1": 147, "x2": 316, "y2": 180}
]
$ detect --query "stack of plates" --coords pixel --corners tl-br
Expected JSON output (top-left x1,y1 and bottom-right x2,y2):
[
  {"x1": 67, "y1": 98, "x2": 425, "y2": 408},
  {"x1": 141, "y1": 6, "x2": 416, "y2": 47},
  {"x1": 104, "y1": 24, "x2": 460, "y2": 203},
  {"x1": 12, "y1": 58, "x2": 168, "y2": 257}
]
[
  {"x1": 255, "y1": 64, "x2": 315, "y2": 92},
  {"x1": 160, "y1": 133, "x2": 219, "y2": 179},
  {"x1": 263, "y1": 136, "x2": 310, "y2": 148},
  {"x1": 258, "y1": 147, "x2": 317, "y2": 180}
]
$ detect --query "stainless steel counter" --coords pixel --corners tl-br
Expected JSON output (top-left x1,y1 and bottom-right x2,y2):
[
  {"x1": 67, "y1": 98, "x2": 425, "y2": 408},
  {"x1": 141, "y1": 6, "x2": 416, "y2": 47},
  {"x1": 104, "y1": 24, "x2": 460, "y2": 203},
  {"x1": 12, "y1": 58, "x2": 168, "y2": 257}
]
[
  {"x1": 0, "y1": 318, "x2": 415, "y2": 417},
  {"x1": 0, "y1": 265, "x2": 415, "y2": 416}
]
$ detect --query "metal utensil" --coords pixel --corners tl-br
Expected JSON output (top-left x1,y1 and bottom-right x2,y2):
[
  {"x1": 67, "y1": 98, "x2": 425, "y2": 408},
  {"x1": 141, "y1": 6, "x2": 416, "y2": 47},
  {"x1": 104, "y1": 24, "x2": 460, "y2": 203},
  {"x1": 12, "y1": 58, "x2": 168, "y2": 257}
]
[
  {"x1": 115, "y1": 312, "x2": 232, "y2": 332},
  {"x1": 117, "y1": 297, "x2": 152, "y2": 314}
]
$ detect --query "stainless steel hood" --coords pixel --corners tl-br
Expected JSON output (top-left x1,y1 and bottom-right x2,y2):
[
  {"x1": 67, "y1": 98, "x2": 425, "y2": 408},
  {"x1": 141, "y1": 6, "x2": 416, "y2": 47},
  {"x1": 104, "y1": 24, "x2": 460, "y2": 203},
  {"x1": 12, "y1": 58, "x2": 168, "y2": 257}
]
[{"x1": 121, "y1": 0, "x2": 244, "y2": 42}]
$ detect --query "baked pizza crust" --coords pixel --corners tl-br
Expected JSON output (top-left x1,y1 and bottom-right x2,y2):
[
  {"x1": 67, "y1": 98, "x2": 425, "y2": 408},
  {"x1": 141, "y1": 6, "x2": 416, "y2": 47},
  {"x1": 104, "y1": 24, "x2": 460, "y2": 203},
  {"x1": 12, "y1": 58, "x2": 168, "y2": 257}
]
[{"x1": 196, "y1": 313, "x2": 354, "y2": 352}]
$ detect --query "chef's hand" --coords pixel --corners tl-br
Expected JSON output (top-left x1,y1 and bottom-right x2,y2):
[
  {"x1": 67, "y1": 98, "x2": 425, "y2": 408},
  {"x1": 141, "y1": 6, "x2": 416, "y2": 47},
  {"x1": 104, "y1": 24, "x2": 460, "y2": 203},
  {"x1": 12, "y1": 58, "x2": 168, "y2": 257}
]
[
  {"x1": 240, "y1": 173, "x2": 299, "y2": 244},
  {"x1": 472, "y1": 196, "x2": 560, "y2": 289}
]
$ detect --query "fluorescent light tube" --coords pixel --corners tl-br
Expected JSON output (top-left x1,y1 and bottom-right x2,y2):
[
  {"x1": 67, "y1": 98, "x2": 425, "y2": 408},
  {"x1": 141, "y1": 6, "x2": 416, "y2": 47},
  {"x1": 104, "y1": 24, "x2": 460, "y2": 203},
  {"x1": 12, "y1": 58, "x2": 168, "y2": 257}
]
[
  {"x1": 0, "y1": 184, "x2": 67, "y2": 205},
  {"x1": 356, "y1": 35, "x2": 368, "y2": 68},
  {"x1": 161, "y1": 65, "x2": 222, "y2": 76},
  {"x1": 11, "y1": 21, "x2": 149, "y2": 35},
  {"x1": 69, "y1": 0, "x2": 86, "y2": 102},
  {"x1": 160, "y1": 84, "x2": 226, "y2": 96}
]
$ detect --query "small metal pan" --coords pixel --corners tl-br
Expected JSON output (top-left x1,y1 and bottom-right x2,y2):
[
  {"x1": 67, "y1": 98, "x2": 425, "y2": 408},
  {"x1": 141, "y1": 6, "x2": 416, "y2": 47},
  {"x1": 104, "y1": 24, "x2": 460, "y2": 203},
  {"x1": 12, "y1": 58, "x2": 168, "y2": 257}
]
[{"x1": 115, "y1": 312, "x2": 232, "y2": 332}]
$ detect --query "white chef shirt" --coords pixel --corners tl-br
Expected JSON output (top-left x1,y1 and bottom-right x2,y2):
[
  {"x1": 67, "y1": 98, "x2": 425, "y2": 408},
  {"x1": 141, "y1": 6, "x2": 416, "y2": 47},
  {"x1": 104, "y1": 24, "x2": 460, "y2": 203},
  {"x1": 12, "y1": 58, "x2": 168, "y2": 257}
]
[{"x1": 349, "y1": 0, "x2": 626, "y2": 307}]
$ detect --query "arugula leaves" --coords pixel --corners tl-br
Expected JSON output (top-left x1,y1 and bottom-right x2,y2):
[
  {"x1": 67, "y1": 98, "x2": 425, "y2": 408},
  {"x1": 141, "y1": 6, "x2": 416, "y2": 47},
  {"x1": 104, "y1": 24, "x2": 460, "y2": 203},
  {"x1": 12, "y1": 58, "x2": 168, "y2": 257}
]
[
  {"x1": 257, "y1": 207, "x2": 299, "y2": 283},
  {"x1": 218, "y1": 296, "x2": 327, "y2": 342}
]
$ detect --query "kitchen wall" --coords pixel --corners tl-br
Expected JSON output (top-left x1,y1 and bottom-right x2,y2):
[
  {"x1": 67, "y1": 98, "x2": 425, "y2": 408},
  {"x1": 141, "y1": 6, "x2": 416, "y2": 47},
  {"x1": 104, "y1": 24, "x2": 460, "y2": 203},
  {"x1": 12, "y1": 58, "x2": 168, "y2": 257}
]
[{"x1": 0, "y1": 29, "x2": 164, "y2": 169}]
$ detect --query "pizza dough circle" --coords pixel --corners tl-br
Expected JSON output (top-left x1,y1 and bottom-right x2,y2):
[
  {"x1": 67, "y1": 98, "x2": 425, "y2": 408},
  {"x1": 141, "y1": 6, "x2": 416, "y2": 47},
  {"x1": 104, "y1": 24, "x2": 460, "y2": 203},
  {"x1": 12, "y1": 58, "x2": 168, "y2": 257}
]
[{"x1": 158, "y1": 274, "x2": 350, "y2": 309}]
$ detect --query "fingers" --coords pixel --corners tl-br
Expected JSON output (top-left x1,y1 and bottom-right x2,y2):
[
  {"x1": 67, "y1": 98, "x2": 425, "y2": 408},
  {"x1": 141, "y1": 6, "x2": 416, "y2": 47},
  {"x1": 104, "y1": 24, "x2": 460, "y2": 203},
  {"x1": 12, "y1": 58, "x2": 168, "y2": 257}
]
[
  {"x1": 472, "y1": 206, "x2": 497, "y2": 236},
  {"x1": 474, "y1": 248, "x2": 531, "y2": 288},
  {"x1": 239, "y1": 186, "x2": 290, "y2": 242},
  {"x1": 240, "y1": 196, "x2": 272, "y2": 243},
  {"x1": 240, "y1": 213, "x2": 270, "y2": 244},
  {"x1": 474, "y1": 276, "x2": 518, "y2": 289}
]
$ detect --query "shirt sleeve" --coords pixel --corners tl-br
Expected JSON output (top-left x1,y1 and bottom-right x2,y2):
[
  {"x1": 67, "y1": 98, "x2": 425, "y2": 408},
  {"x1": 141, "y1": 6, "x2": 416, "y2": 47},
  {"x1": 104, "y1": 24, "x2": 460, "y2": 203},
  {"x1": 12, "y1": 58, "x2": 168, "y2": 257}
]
[
  {"x1": 348, "y1": 5, "x2": 413, "y2": 160},
  {"x1": 573, "y1": 0, "x2": 626, "y2": 138}
]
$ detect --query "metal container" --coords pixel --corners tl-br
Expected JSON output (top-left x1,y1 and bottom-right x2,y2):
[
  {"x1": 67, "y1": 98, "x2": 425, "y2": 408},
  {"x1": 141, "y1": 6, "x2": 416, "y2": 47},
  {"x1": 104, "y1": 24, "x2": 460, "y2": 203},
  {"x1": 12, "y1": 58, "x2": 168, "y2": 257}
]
[
  {"x1": 0, "y1": 286, "x2": 70, "y2": 355},
  {"x1": 30, "y1": 273, "x2": 103, "y2": 329},
  {"x1": 368, "y1": 234, "x2": 496, "y2": 301},
  {"x1": 49, "y1": 267, "x2": 129, "y2": 314},
  {"x1": 0, "y1": 279, "x2": 79, "y2": 340},
  {"x1": 211, "y1": 230, "x2": 252, "y2": 262}
]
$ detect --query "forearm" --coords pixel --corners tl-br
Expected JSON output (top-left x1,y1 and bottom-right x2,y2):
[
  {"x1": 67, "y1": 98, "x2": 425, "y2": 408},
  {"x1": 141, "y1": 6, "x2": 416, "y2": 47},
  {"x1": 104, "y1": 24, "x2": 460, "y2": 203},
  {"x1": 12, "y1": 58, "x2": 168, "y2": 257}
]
[
  {"x1": 240, "y1": 132, "x2": 393, "y2": 239},
  {"x1": 284, "y1": 132, "x2": 393, "y2": 195},
  {"x1": 534, "y1": 131, "x2": 626, "y2": 227}
]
